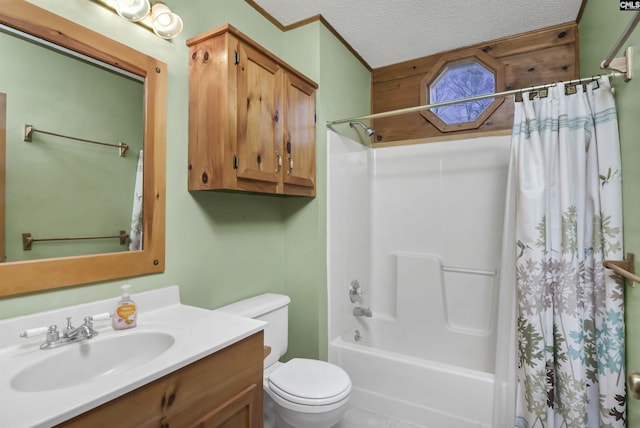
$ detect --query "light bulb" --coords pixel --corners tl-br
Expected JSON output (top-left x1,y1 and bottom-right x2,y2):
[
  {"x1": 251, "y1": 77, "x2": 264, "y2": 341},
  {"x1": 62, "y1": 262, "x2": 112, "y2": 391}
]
[
  {"x1": 115, "y1": 0, "x2": 150, "y2": 22},
  {"x1": 151, "y1": 3, "x2": 183, "y2": 39}
]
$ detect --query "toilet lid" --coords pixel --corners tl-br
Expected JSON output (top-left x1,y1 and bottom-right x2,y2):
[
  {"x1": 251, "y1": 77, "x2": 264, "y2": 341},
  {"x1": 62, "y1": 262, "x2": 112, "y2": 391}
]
[{"x1": 268, "y1": 358, "x2": 351, "y2": 406}]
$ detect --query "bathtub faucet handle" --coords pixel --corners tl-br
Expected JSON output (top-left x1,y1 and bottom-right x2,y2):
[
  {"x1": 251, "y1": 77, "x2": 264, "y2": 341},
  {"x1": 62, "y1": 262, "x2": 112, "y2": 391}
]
[{"x1": 349, "y1": 279, "x2": 363, "y2": 303}]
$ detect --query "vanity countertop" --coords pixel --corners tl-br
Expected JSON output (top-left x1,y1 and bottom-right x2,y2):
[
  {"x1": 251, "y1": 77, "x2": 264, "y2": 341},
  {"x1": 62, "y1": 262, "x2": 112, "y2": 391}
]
[{"x1": 0, "y1": 285, "x2": 265, "y2": 428}]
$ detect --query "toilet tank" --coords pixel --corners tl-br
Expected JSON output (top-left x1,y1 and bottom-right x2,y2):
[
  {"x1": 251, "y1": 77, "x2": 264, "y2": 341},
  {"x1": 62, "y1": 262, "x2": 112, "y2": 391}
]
[{"x1": 214, "y1": 293, "x2": 290, "y2": 368}]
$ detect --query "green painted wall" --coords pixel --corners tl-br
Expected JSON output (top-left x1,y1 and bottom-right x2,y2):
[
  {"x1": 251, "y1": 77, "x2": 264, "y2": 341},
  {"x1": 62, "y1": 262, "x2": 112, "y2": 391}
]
[
  {"x1": 281, "y1": 23, "x2": 372, "y2": 360},
  {"x1": 579, "y1": 2, "x2": 640, "y2": 424},
  {"x1": 0, "y1": 0, "x2": 370, "y2": 364}
]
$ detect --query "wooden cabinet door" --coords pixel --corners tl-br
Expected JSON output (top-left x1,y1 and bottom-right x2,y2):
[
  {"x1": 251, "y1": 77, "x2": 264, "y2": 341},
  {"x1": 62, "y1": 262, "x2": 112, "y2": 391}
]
[
  {"x1": 191, "y1": 383, "x2": 261, "y2": 428},
  {"x1": 282, "y1": 72, "x2": 316, "y2": 196},
  {"x1": 236, "y1": 42, "x2": 282, "y2": 190},
  {"x1": 187, "y1": 33, "x2": 236, "y2": 191}
]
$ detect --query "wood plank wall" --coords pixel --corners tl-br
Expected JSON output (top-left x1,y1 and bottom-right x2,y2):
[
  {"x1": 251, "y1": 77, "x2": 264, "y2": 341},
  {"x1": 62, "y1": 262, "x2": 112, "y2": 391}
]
[{"x1": 371, "y1": 22, "x2": 579, "y2": 145}]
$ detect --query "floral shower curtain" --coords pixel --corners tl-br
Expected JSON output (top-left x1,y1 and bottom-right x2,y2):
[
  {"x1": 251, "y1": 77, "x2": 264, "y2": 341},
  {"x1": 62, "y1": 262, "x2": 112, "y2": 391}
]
[{"x1": 511, "y1": 76, "x2": 626, "y2": 428}]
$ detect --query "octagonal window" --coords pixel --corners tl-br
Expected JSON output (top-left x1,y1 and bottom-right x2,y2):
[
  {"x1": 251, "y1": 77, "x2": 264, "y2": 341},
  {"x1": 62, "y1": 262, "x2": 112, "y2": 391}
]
[
  {"x1": 430, "y1": 61, "x2": 495, "y2": 124},
  {"x1": 420, "y1": 51, "x2": 504, "y2": 133}
]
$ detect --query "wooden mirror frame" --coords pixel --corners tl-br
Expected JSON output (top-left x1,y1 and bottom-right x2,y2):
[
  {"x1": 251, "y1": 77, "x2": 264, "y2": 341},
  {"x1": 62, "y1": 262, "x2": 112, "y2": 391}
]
[{"x1": 0, "y1": 0, "x2": 166, "y2": 297}]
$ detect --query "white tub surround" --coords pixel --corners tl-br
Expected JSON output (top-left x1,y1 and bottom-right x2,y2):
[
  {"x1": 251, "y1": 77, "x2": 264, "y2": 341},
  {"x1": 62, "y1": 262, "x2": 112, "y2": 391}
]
[
  {"x1": 327, "y1": 130, "x2": 514, "y2": 427},
  {"x1": 0, "y1": 285, "x2": 265, "y2": 428}
]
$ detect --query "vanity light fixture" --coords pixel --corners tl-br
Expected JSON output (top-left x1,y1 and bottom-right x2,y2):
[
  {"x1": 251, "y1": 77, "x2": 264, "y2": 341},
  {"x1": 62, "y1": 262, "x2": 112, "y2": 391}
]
[
  {"x1": 150, "y1": 2, "x2": 183, "y2": 39},
  {"x1": 114, "y1": 0, "x2": 150, "y2": 22},
  {"x1": 93, "y1": 0, "x2": 183, "y2": 40}
]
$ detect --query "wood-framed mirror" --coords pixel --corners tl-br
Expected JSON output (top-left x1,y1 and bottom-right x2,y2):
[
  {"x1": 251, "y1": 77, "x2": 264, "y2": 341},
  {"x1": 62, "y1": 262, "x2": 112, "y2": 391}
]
[{"x1": 0, "y1": 0, "x2": 166, "y2": 297}]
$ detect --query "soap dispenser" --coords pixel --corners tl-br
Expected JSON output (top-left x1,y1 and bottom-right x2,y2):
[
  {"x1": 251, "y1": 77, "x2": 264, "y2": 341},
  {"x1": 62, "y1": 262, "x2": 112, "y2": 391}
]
[{"x1": 112, "y1": 284, "x2": 137, "y2": 330}]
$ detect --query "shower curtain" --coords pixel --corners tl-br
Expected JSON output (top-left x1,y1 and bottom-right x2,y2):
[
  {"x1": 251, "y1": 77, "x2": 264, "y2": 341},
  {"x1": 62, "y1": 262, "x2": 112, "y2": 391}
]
[
  {"x1": 511, "y1": 76, "x2": 626, "y2": 427},
  {"x1": 129, "y1": 149, "x2": 143, "y2": 251}
]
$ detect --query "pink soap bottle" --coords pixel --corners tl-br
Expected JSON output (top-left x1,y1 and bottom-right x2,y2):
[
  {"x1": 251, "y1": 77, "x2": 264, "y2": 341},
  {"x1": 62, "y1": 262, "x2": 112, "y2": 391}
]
[{"x1": 112, "y1": 284, "x2": 137, "y2": 330}]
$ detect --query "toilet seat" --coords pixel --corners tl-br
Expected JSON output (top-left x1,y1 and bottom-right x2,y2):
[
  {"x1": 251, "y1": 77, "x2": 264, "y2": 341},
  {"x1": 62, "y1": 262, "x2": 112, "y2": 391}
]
[{"x1": 268, "y1": 358, "x2": 351, "y2": 406}]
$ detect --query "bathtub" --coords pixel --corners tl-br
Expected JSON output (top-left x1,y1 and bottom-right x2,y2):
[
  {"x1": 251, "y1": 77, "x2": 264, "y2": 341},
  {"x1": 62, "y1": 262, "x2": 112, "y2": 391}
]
[{"x1": 329, "y1": 337, "x2": 495, "y2": 428}]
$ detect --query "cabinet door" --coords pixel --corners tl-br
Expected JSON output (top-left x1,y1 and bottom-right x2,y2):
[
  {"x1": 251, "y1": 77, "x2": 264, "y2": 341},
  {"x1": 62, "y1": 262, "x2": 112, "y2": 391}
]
[
  {"x1": 236, "y1": 42, "x2": 282, "y2": 190},
  {"x1": 191, "y1": 383, "x2": 261, "y2": 428},
  {"x1": 187, "y1": 33, "x2": 235, "y2": 191},
  {"x1": 282, "y1": 72, "x2": 316, "y2": 196}
]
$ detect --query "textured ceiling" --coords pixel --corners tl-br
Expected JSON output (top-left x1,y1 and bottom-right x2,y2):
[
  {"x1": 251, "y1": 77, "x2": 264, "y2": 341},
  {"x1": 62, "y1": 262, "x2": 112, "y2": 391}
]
[{"x1": 252, "y1": 0, "x2": 583, "y2": 69}]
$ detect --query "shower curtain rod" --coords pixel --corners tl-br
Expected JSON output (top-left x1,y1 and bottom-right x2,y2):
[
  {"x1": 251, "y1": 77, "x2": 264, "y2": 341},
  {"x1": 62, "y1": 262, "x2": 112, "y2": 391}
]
[
  {"x1": 328, "y1": 12, "x2": 639, "y2": 126},
  {"x1": 326, "y1": 73, "x2": 622, "y2": 126},
  {"x1": 601, "y1": 11, "x2": 640, "y2": 69}
]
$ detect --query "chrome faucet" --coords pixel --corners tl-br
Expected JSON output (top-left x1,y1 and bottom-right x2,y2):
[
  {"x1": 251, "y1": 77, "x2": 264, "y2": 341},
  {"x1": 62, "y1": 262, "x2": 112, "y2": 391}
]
[
  {"x1": 63, "y1": 317, "x2": 99, "y2": 340},
  {"x1": 353, "y1": 306, "x2": 372, "y2": 317},
  {"x1": 38, "y1": 316, "x2": 99, "y2": 350},
  {"x1": 20, "y1": 314, "x2": 108, "y2": 350}
]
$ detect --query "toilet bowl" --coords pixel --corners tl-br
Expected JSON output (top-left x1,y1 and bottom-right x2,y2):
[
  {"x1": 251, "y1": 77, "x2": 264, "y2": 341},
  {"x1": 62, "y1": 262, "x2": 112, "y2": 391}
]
[
  {"x1": 264, "y1": 359, "x2": 351, "y2": 428},
  {"x1": 215, "y1": 294, "x2": 351, "y2": 428}
]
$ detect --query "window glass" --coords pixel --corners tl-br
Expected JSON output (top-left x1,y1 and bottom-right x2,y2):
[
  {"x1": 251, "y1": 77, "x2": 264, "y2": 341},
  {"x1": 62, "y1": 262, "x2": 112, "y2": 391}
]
[{"x1": 429, "y1": 61, "x2": 495, "y2": 124}]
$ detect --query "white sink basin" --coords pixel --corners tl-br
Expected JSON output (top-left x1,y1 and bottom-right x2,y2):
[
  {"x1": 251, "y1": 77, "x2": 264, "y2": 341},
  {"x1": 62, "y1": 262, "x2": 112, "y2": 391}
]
[{"x1": 11, "y1": 331, "x2": 175, "y2": 392}]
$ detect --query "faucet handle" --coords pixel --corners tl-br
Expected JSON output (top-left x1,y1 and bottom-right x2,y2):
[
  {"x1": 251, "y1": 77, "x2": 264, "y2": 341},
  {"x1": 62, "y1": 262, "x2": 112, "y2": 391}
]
[
  {"x1": 37, "y1": 325, "x2": 61, "y2": 349},
  {"x1": 91, "y1": 312, "x2": 111, "y2": 322},
  {"x1": 63, "y1": 317, "x2": 74, "y2": 336},
  {"x1": 84, "y1": 313, "x2": 111, "y2": 330},
  {"x1": 81, "y1": 317, "x2": 96, "y2": 336},
  {"x1": 19, "y1": 326, "x2": 48, "y2": 338},
  {"x1": 45, "y1": 325, "x2": 60, "y2": 344},
  {"x1": 349, "y1": 279, "x2": 364, "y2": 303}
]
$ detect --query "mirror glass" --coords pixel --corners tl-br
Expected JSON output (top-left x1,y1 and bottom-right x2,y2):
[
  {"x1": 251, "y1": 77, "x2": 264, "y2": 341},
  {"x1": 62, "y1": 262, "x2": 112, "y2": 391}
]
[
  {"x1": 1, "y1": 26, "x2": 145, "y2": 261},
  {"x1": 0, "y1": 0, "x2": 166, "y2": 297}
]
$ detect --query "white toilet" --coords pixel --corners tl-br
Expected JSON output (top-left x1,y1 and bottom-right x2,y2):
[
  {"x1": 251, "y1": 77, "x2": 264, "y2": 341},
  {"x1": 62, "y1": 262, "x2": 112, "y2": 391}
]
[{"x1": 215, "y1": 293, "x2": 351, "y2": 428}]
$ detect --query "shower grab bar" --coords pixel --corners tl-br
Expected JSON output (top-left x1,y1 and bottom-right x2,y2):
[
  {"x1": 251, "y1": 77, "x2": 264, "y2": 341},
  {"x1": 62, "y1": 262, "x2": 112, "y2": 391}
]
[{"x1": 441, "y1": 264, "x2": 497, "y2": 277}]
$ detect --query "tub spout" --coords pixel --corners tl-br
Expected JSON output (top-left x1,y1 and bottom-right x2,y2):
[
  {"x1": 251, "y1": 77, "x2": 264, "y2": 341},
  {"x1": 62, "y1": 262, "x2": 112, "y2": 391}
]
[{"x1": 353, "y1": 306, "x2": 372, "y2": 317}]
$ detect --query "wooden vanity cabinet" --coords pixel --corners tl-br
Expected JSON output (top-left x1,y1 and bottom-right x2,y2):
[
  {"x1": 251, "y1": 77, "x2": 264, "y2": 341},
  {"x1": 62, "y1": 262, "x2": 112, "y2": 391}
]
[
  {"x1": 58, "y1": 332, "x2": 264, "y2": 428},
  {"x1": 187, "y1": 24, "x2": 317, "y2": 197}
]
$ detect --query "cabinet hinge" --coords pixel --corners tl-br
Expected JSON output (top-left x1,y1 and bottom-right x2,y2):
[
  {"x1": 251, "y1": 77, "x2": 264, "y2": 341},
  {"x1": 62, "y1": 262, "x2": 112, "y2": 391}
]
[
  {"x1": 233, "y1": 154, "x2": 239, "y2": 169},
  {"x1": 234, "y1": 50, "x2": 240, "y2": 65}
]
